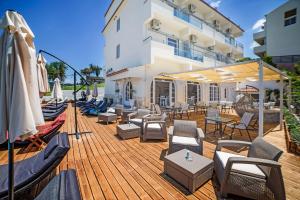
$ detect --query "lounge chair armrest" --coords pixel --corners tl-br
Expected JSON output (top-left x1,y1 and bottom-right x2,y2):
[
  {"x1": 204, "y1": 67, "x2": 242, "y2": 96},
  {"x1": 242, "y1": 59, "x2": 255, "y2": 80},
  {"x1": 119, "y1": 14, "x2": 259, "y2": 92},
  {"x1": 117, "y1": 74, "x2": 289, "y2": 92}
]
[
  {"x1": 168, "y1": 126, "x2": 174, "y2": 136},
  {"x1": 127, "y1": 112, "x2": 137, "y2": 120},
  {"x1": 142, "y1": 114, "x2": 153, "y2": 119},
  {"x1": 196, "y1": 128, "x2": 205, "y2": 139},
  {"x1": 216, "y1": 140, "x2": 252, "y2": 151},
  {"x1": 227, "y1": 157, "x2": 281, "y2": 167}
]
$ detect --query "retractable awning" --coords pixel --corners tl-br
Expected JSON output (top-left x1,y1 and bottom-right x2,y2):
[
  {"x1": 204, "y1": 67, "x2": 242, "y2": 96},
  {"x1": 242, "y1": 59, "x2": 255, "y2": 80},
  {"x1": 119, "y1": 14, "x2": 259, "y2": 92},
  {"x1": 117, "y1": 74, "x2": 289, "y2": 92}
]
[
  {"x1": 156, "y1": 60, "x2": 288, "y2": 82},
  {"x1": 154, "y1": 60, "x2": 289, "y2": 138}
]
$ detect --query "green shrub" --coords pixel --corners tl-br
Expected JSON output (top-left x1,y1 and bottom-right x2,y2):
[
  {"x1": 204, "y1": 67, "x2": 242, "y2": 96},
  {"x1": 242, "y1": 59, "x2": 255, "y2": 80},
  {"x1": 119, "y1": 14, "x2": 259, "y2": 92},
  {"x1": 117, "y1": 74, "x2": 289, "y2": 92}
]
[{"x1": 284, "y1": 108, "x2": 300, "y2": 144}]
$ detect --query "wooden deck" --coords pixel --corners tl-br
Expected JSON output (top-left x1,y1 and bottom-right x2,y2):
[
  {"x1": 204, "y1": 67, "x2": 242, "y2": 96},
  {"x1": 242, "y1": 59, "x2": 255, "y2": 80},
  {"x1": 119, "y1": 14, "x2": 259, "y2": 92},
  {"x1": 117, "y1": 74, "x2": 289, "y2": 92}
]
[{"x1": 1, "y1": 104, "x2": 300, "y2": 200}]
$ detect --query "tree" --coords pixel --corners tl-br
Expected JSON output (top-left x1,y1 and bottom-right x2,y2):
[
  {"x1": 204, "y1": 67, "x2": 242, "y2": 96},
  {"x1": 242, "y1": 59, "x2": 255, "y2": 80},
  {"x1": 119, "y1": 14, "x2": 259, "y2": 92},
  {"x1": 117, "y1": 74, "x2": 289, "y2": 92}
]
[
  {"x1": 236, "y1": 57, "x2": 254, "y2": 62},
  {"x1": 80, "y1": 67, "x2": 93, "y2": 79},
  {"x1": 262, "y1": 55, "x2": 276, "y2": 66},
  {"x1": 46, "y1": 62, "x2": 68, "y2": 82},
  {"x1": 94, "y1": 66, "x2": 102, "y2": 77},
  {"x1": 88, "y1": 64, "x2": 102, "y2": 77}
]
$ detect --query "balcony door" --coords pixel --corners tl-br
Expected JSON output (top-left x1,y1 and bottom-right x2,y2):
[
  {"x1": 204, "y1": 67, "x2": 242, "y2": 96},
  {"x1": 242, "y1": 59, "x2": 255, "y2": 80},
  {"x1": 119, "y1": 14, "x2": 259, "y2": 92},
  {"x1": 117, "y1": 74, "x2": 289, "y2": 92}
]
[
  {"x1": 151, "y1": 79, "x2": 175, "y2": 107},
  {"x1": 167, "y1": 38, "x2": 178, "y2": 55},
  {"x1": 187, "y1": 82, "x2": 201, "y2": 105}
]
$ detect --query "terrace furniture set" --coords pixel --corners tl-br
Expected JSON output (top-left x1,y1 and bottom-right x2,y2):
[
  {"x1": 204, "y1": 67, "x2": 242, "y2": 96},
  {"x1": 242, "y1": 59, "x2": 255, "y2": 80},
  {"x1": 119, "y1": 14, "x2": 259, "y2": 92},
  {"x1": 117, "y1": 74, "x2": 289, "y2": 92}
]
[
  {"x1": 164, "y1": 120, "x2": 285, "y2": 199},
  {"x1": 95, "y1": 103, "x2": 285, "y2": 199}
]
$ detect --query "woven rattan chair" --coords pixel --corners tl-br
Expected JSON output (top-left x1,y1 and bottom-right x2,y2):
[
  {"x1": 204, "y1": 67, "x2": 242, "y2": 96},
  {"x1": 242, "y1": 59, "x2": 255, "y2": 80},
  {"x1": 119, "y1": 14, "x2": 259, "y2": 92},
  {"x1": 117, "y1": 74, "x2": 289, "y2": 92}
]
[
  {"x1": 128, "y1": 109, "x2": 151, "y2": 128},
  {"x1": 142, "y1": 113, "x2": 167, "y2": 141},
  {"x1": 168, "y1": 120, "x2": 204, "y2": 154},
  {"x1": 213, "y1": 138, "x2": 285, "y2": 200}
]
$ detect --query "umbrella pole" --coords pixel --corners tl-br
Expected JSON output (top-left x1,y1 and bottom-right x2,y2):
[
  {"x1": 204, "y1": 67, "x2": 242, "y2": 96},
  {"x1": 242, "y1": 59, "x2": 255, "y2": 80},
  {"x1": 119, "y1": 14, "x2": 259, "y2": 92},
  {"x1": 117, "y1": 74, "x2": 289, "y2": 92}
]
[
  {"x1": 73, "y1": 71, "x2": 79, "y2": 139},
  {"x1": 8, "y1": 141, "x2": 14, "y2": 200}
]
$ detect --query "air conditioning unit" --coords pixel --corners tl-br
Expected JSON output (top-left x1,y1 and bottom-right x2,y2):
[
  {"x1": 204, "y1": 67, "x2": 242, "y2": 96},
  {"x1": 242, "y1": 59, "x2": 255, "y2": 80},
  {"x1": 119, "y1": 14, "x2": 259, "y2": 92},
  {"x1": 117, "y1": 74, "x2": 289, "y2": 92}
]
[
  {"x1": 207, "y1": 46, "x2": 214, "y2": 51},
  {"x1": 226, "y1": 28, "x2": 232, "y2": 34},
  {"x1": 213, "y1": 20, "x2": 220, "y2": 28},
  {"x1": 151, "y1": 19, "x2": 161, "y2": 31},
  {"x1": 189, "y1": 34, "x2": 197, "y2": 44},
  {"x1": 227, "y1": 53, "x2": 232, "y2": 57},
  {"x1": 188, "y1": 4, "x2": 196, "y2": 13}
]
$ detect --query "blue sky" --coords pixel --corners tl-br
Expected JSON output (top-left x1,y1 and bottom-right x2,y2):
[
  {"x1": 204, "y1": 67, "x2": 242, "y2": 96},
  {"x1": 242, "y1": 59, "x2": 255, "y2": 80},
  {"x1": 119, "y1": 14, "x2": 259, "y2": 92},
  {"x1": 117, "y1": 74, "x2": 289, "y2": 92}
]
[{"x1": 0, "y1": 0, "x2": 287, "y2": 77}]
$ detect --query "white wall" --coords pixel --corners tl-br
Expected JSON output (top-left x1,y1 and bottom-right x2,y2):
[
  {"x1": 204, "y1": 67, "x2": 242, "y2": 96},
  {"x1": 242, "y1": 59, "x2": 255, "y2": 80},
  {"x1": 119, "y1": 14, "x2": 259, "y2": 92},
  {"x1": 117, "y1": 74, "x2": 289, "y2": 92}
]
[{"x1": 266, "y1": 0, "x2": 300, "y2": 56}]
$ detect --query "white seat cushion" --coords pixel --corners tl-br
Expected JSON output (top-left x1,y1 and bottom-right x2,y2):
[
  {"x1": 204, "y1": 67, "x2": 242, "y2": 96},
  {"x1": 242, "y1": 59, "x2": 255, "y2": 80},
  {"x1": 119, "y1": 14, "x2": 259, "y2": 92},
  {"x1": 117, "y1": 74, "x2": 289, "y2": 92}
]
[
  {"x1": 146, "y1": 123, "x2": 161, "y2": 129},
  {"x1": 216, "y1": 151, "x2": 266, "y2": 179},
  {"x1": 172, "y1": 136, "x2": 199, "y2": 146}
]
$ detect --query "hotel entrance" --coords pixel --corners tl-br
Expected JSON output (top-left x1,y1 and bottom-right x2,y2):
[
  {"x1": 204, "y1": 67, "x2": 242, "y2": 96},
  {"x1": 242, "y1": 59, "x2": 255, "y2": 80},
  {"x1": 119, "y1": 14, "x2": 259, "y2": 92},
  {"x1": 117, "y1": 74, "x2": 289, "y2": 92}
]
[
  {"x1": 187, "y1": 81, "x2": 201, "y2": 105},
  {"x1": 151, "y1": 79, "x2": 175, "y2": 107}
]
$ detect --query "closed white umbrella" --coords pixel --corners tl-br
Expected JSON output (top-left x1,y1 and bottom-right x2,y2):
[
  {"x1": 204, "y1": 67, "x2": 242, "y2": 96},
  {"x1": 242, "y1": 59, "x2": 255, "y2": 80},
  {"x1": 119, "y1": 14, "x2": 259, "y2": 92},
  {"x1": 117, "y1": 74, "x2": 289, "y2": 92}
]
[
  {"x1": 0, "y1": 10, "x2": 44, "y2": 199},
  {"x1": 92, "y1": 82, "x2": 98, "y2": 98},
  {"x1": 51, "y1": 78, "x2": 63, "y2": 101},
  {"x1": 86, "y1": 84, "x2": 91, "y2": 96},
  {"x1": 0, "y1": 10, "x2": 44, "y2": 143},
  {"x1": 37, "y1": 53, "x2": 50, "y2": 93}
]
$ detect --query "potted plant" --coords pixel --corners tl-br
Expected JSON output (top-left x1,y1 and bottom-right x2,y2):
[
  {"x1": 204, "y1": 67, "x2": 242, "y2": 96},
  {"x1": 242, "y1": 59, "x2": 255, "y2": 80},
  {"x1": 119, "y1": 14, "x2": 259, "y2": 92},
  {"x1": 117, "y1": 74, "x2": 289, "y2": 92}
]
[{"x1": 284, "y1": 108, "x2": 300, "y2": 154}]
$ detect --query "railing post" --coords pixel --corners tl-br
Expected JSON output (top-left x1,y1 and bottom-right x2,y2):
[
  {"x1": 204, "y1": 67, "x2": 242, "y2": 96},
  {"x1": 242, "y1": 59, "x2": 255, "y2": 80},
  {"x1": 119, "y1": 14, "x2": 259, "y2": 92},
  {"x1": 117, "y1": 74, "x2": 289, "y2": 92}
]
[{"x1": 258, "y1": 60, "x2": 264, "y2": 137}]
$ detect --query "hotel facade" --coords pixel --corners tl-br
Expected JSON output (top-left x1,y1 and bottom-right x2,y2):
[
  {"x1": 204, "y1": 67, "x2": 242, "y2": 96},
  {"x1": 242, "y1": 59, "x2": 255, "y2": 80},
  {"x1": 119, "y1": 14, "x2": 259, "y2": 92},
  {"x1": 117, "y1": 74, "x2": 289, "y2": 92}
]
[
  {"x1": 253, "y1": 0, "x2": 300, "y2": 69},
  {"x1": 103, "y1": 0, "x2": 245, "y2": 107}
]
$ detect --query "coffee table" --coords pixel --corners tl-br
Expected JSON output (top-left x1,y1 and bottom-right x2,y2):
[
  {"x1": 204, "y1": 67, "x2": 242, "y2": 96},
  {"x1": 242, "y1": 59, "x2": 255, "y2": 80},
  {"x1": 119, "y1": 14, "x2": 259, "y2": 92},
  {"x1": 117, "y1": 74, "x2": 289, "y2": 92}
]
[
  {"x1": 98, "y1": 113, "x2": 117, "y2": 125},
  {"x1": 164, "y1": 149, "x2": 214, "y2": 193},
  {"x1": 117, "y1": 123, "x2": 140, "y2": 140}
]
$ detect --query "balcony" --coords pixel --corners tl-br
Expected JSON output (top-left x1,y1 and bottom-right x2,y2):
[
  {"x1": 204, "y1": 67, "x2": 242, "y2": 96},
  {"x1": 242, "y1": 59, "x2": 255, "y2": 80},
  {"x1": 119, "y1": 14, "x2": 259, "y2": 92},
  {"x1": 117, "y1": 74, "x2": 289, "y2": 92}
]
[
  {"x1": 253, "y1": 30, "x2": 266, "y2": 45},
  {"x1": 144, "y1": 30, "x2": 235, "y2": 64},
  {"x1": 254, "y1": 45, "x2": 266, "y2": 57},
  {"x1": 173, "y1": 8, "x2": 203, "y2": 30}
]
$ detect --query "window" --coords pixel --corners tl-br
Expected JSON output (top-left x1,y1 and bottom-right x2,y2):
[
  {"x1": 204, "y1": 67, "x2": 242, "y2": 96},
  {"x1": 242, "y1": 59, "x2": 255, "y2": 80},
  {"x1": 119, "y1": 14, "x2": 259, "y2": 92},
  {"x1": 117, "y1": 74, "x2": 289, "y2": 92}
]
[
  {"x1": 125, "y1": 81, "x2": 133, "y2": 101},
  {"x1": 116, "y1": 44, "x2": 120, "y2": 59},
  {"x1": 116, "y1": 18, "x2": 120, "y2": 32},
  {"x1": 209, "y1": 83, "x2": 220, "y2": 102},
  {"x1": 284, "y1": 8, "x2": 297, "y2": 26}
]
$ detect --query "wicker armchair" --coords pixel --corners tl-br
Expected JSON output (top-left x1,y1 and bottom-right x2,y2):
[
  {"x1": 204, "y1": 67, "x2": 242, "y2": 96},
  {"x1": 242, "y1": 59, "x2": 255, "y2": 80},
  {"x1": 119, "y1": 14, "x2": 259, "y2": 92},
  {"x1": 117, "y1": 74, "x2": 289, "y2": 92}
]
[
  {"x1": 128, "y1": 109, "x2": 151, "y2": 128},
  {"x1": 142, "y1": 113, "x2": 167, "y2": 141},
  {"x1": 213, "y1": 138, "x2": 285, "y2": 200},
  {"x1": 168, "y1": 120, "x2": 204, "y2": 154}
]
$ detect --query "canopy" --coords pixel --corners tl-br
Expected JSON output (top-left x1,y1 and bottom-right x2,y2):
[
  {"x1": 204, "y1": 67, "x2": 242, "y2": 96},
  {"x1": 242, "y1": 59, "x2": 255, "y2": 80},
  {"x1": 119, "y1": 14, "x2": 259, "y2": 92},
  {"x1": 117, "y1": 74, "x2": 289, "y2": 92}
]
[
  {"x1": 156, "y1": 60, "x2": 288, "y2": 83},
  {"x1": 92, "y1": 82, "x2": 98, "y2": 98},
  {"x1": 37, "y1": 53, "x2": 50, "y2": 93},
  {"x1": 51, "y1": 78, "x2": 63, "y2": 100},
  {"x1": 0, "y1": 10, "x2": 44, "y2": 143}
]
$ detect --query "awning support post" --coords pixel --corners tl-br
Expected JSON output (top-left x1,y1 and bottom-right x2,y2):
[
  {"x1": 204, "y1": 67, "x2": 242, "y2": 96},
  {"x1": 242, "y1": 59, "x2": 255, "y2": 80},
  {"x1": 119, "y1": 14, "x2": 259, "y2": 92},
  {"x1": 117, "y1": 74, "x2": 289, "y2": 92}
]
[
  {"x1": 258, "y1": 60, "x2": 264, "y2": 137},
  {"x1": 280, "y1": 75, "x2": 284, "y2": 130},
  {"x1": 287, "y1": 79, "x2": 291, "y2": 109},
  {"x1": 153, "y1": 77, "x2": 155, "y2": 105}
]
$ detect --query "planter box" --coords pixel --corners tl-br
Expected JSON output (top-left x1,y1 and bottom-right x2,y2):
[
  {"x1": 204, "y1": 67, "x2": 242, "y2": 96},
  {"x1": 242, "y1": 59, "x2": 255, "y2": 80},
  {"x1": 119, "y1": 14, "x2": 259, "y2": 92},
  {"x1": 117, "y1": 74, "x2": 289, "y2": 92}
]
[{"x1": 284, "y1": 120, "x2": 300, "y2": 155}]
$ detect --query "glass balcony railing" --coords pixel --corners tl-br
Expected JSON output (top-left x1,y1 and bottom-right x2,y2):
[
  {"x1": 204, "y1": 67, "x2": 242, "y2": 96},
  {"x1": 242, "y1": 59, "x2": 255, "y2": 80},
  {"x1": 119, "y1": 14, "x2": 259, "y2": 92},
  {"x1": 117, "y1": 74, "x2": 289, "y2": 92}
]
[
  {"x1": 163, "y1": 0, "x2": 243, "y2": 50},
  {"x1": 225, "y1": 36, "x2": 244, "y2": 49},
  {"x1": 174, "y1": 48, "x2": 204, "y2": 62},
  {"x1": 173, "y1": 8, "x2": 203, "y2": 30},
  {"x1": 145, "y1": 30, "x2": 236, "y2": 64}
]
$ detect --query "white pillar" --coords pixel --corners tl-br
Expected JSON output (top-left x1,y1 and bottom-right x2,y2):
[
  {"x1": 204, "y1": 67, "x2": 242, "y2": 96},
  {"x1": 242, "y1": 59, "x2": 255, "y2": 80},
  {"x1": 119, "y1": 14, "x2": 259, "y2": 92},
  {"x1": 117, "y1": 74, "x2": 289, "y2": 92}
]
[
  {"x1": 258, "y1": 61, "x2": 264, "y2": 137},
  {"x1": 280, "y1": 75, "x2": 284, "y2": 130},
  {"x1": 152, "y1": 77, "x2": 155, "y2": 105}
]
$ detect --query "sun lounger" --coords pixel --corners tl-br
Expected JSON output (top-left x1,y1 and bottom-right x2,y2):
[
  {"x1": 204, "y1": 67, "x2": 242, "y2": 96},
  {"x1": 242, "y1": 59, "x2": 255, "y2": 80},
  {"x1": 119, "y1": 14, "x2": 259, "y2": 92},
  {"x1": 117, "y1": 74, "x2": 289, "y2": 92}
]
[
  {"x1": 43, "y1": 108, "x2": 66, "y2": 121},
  {"x1": 0, "y1": 133, "x2": 70, "y2": 199},
  {"x1": 42, "y1": 105, "x2": 67, "y2": 114},
  {"x1": 43, "y1": 102, "x2": 67, "y2": 110},
  {"x1": 34, "y1": 169, "x2": 81, "y2": 200}
]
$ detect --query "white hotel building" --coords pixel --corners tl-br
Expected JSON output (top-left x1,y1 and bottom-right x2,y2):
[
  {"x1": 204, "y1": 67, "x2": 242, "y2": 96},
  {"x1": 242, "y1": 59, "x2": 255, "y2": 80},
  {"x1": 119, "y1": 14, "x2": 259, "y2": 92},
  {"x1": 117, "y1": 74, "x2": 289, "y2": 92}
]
[{"x1": 103, "y1": 0, "x2": 244, "y2": 107}]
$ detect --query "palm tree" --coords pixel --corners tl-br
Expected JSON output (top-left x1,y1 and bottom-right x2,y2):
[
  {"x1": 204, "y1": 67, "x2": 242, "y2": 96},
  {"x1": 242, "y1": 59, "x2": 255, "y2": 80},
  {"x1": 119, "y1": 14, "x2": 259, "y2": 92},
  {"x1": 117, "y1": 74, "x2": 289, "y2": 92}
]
[{"x1": 94, "y1": 66, "x2": 102, "y2": 77}]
